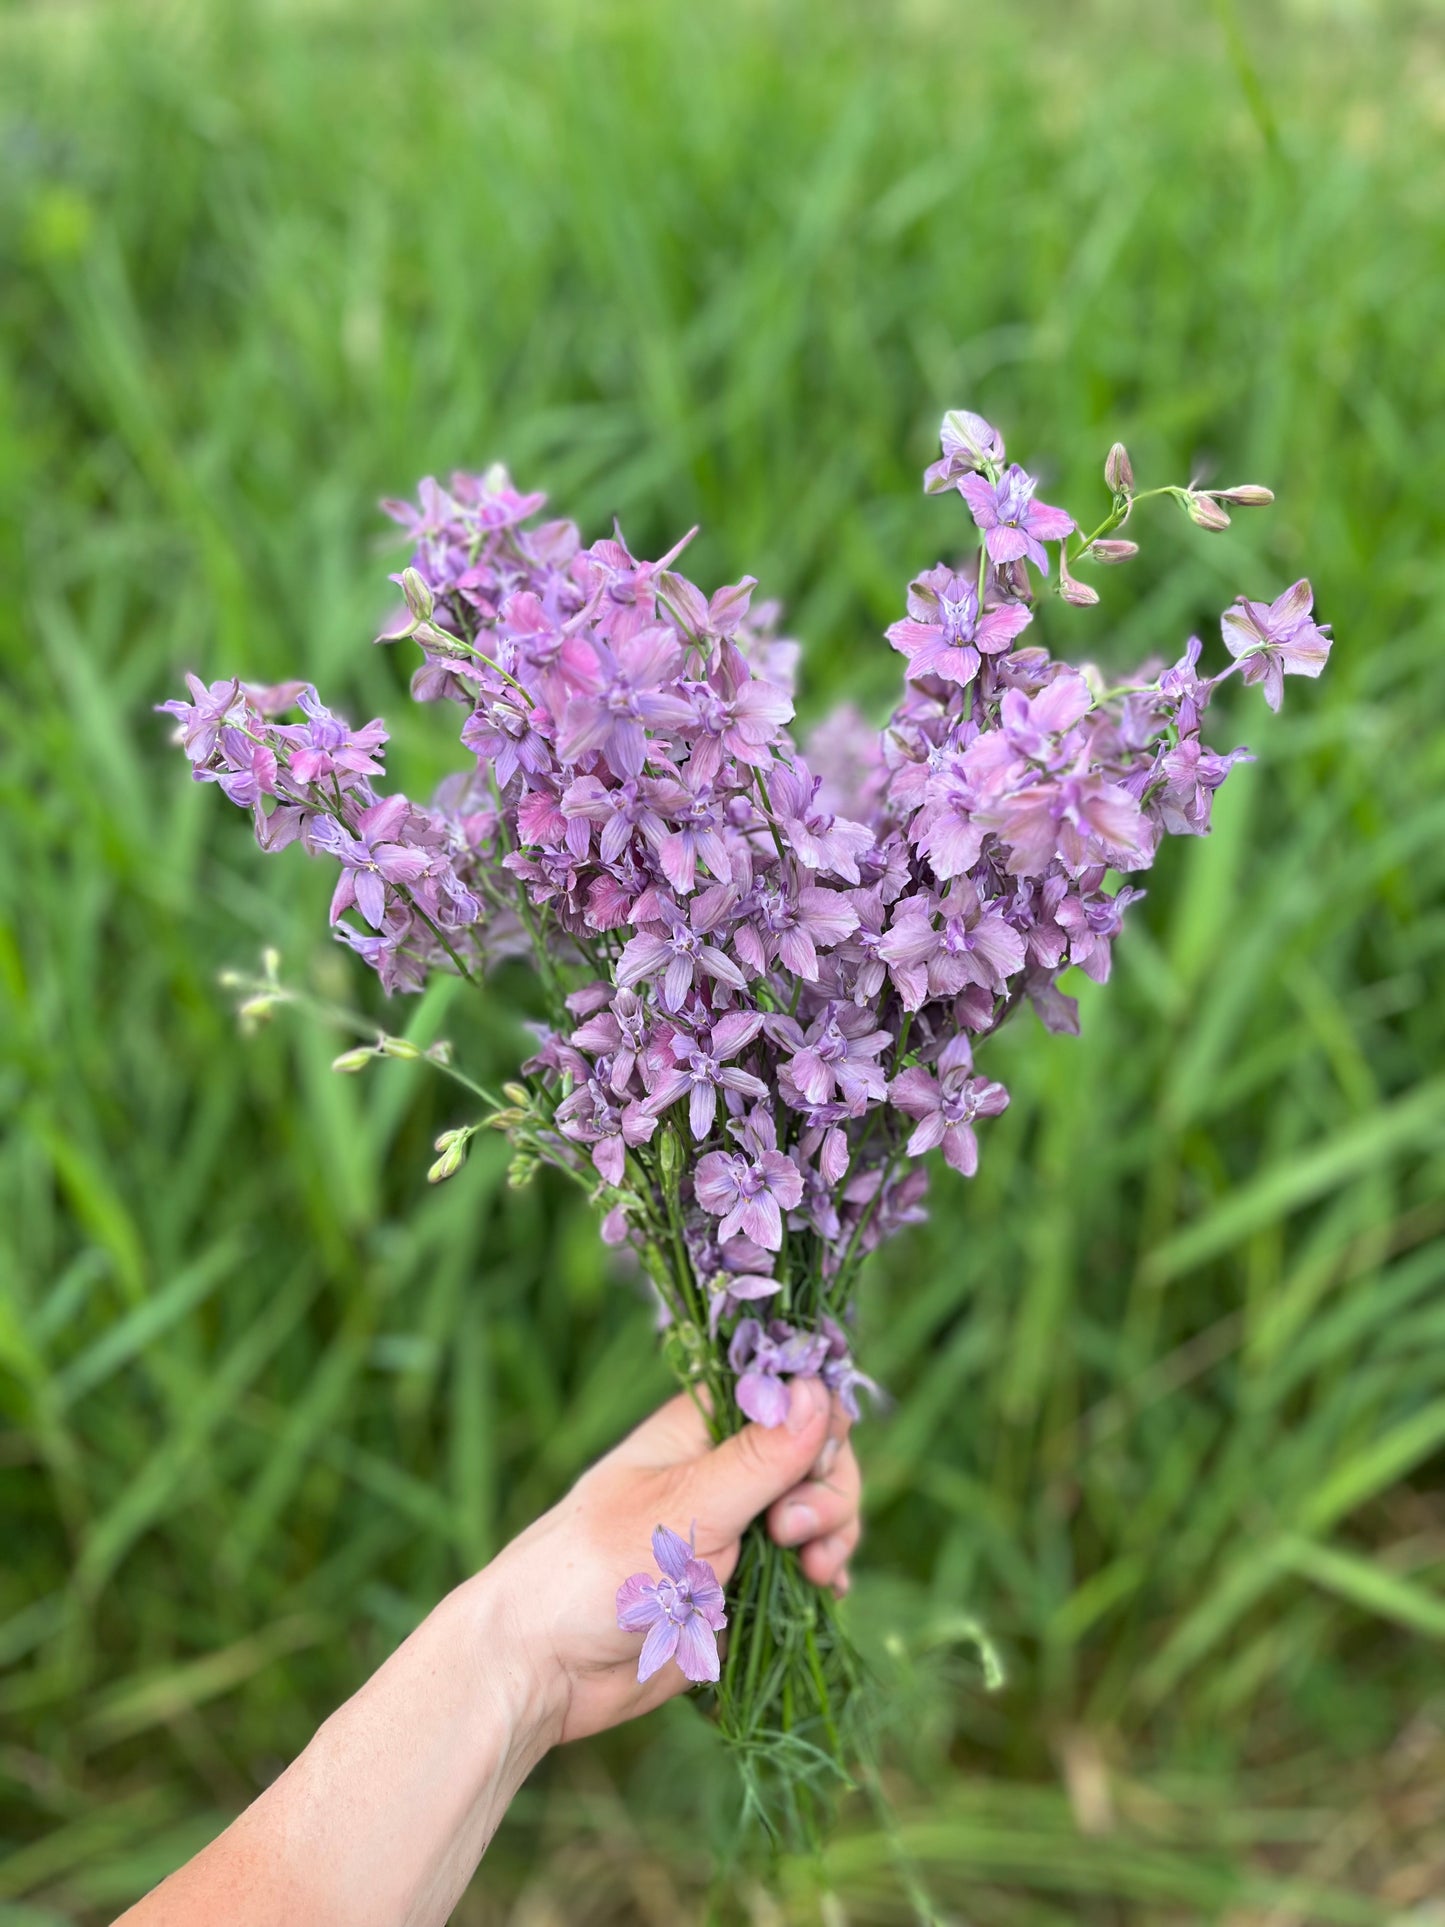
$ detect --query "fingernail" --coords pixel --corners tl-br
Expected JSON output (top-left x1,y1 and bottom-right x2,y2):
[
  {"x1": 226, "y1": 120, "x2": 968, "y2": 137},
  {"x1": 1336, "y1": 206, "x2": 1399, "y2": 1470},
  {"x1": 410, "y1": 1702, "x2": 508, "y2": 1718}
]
[
  {"x1": 833, "y1": 1568, "x2": 851, "y2": 1599},
  {"x1": 783, "y1": 1501, "x2": 819, "y2": 1540},
  {"x1": 786, "y1": 1376, "x2": 826, "y2": 1434},
  {"x1": 813, "y1": 1436, "x2": 840, "y2": 1481}
]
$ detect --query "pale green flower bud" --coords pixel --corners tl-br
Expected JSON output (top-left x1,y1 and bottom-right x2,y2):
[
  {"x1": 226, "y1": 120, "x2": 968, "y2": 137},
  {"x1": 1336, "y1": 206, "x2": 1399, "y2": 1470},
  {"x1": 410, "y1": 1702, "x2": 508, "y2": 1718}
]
[
  {"x1": 658, "y1": 1127, "x2": 684, "y2": 1187},
  {"x1": 411, "y1": 621, "x2": 469, "y2": 655},
  {"x1": 427, "y1": 1140, "x2": 467, "y2": 1184},
  {"x1": 501, "y1": 1082, "x2": 531, "y2": 1107},
  {"x1": 425, "y1": 1039, "x2": 454, "y2": 1067},
  {"x1": 507, "y1": 1153, "x2": 539, "y2": 1189},
  {"x1": 331, "y1": 1046, "x2": 376, "y2": 1074},
  {"x1": 376, "y1": 1035, "x2": 423, "y2": 1060},
  {"x1": 399, "y1": 567, "x2": 433, "y2": 622}
]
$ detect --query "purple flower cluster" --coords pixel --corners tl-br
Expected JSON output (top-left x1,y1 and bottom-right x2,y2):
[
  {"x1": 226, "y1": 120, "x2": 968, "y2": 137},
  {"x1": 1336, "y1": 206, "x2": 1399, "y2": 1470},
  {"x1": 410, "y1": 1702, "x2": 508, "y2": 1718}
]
[
  {"x1": 159, "y1": 674, "x2": 490, "y2": 994},
  {"x1": 164, "y1": 416, "x2": 1329, "y2": 1437}
]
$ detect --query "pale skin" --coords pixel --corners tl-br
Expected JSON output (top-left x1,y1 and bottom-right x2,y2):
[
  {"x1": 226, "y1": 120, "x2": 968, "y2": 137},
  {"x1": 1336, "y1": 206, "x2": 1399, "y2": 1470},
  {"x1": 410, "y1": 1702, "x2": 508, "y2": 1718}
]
[{"x1": 117, "y1": 1374, "x2": 860, "y2": 1927}]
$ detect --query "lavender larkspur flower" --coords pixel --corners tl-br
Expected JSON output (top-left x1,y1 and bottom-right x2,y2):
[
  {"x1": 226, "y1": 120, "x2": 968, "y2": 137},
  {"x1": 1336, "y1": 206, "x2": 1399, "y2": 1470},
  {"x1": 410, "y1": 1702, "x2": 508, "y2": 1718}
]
[
  {"x1": 640, "y1": 1011, "x2": 767, "y2": 1139},
  {"x1": 312, "y1": 796, "x2": 436, "y2": 931},
  {"x1": 886, "y1": 567, "x2": 1032, "y2": 687},
  {"x1": 890, "y1": 1035, "x2": 1009, "y2": 1175},
  {"x1": 957, "y1": 464, "x2": 1074, "y2": 573},
  {"x1": 615, "y1": 1525, "x2": 727, "y2": 1684},
  {"x1": 1220, "y1": 578, "x2": 1332, "y2": 712},
  {"x1": 616, "y1": 894, "x2": 748, "y2": 1012},
  {"x1": 694, "y1": 1135, "x2": 803, "y2": 1251},
  {"x1": 729, "y1": 1318, "x2": 829, "y2": 1428},
  {"x1": 766, "y1": 760, "x2": 873, "y2": 883},
  {"x1": 278, "y1": 688, "x2": 388, "y2": 788},
  {"x1": 779, "y1": 1002, "x2": 892, "y2": 1114},
  {"x1": 558, "y1": 627, "x2": 695, "y2": 777},
  {"x1": 923, "y1": 408, "x2": 1006, "y2": 491}
]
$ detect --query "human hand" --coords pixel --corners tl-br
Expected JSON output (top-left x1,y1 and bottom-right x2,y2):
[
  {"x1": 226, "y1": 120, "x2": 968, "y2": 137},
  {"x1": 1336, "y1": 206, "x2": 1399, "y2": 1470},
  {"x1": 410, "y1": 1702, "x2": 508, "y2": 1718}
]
[
  {"x1": 115, "y1": 1380, "x2": 860, "y2": 1927},
  {"x1": 482, "y1": 1375, "x2": 861, "y2": 1745}
]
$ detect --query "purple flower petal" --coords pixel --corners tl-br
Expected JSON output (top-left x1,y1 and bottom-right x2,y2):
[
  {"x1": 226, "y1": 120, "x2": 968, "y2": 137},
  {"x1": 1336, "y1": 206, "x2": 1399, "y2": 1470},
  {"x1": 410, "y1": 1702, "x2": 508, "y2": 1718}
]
[
  {"x1": 652, "y1": 1524, "x2": 693, "y2": 1581},
  {"x1": 674, "y1": 1612, "x2": 721, "y2": 1683},
  {"x1": 615, "y1": 1574, "x2": 663, "y2": 1632},
  {"x1": 636, "y1": 1616, "x2": 682, "y2": 1683}
]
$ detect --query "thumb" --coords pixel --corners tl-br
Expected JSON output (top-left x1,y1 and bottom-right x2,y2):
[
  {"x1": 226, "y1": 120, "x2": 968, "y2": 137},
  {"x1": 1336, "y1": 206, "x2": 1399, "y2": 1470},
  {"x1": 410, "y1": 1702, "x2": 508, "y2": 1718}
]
[{"x1": 680, "y1": 1377, "x2": 831, "y2": 1545}]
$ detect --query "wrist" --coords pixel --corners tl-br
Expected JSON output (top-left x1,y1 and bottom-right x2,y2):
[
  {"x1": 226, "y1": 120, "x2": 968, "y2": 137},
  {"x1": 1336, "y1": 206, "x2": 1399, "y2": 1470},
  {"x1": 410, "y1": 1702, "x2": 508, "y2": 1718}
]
[{"x1": 449, "y1": 1553, "x2": 570, "y2": 1760}]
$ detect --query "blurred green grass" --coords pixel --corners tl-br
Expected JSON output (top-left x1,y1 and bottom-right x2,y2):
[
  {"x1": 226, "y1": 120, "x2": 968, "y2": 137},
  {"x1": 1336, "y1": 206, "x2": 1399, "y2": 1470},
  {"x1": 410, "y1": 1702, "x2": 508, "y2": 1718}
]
[{"x1": 2, "y1": 0, "x2": 1444, "y2": 1919}]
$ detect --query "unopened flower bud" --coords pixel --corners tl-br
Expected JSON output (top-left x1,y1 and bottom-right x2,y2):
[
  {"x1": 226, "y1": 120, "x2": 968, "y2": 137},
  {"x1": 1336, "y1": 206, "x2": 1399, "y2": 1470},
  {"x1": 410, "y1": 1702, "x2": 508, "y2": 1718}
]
[
  {"x1": 507, "y1": 1154, "x2": 539, "y2": 1189},
  {"x1": 658, "y1": 1127, "x2": 684, "y2": 1188},
  {"x1": 427, "y1": 1140, "x2": 467, "y2": 1184},
  {"x1": 1216, "y1": 484, "x2": 1274, "y2": 507},
  {"x1": 261, "y1": 948, "x2": 282, "y2": 980},
  {"x1": 331, "y1": 1046, "x2": 377, "y2": 1074},
  {"x1": 399, "y1": 567, "x2": 433, "y2": 622},
  {"x1": 433, "y1": 1127, "x2": 468, "y2": 1152},
  {"x1": 412, "y1": 621, "x2": 468, "y2": 656},
  {"x1": 485, "y1": 1107, "x2": 526, "y2": 1130},
  {"x1": 1104, "y1": 442, "x2": 1134, "y2": 493},
  {"x1": 425, "y1": 1039, "x2": 454, "y2": 1067},
  {"x1": 1060, "y1": 577, "x2": 1100, "y2": 607},
  {"x1": 1184, "y1": 492, "x2": 1232, "y2": 532},
  {"x1": 1085, "y1": 539, "x2": 1140, "y2": 564},
  {"x1": 237, "y1": 994, "x2": 278, "y2": 1023},
  {"x1": 376, "y1": 1035, "x2": 423, "y2": 1060},
  {"x1": 501, "y1": 1082, "x2": 531, "y2": 1107},
  {"x1": 1058, "y1": 550, "x2": 1100, "y2": 607}
]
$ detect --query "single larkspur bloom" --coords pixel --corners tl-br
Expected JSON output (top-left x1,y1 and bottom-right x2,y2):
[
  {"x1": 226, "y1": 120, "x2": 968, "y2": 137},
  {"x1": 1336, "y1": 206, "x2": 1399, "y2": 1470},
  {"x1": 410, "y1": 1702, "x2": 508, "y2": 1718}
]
[
  {"x1": 956, "y1": 464, "x2": 1074, "y2": 573},
  {"x1": 728, "y1": 1319, "x2": 829, "y2": 1428},
  {"x1": 889, "y1": 1035, "x2": 1010, "y2": 1175},
  {"x1": 311, "y1": 796, "x2": 436, "y2": 931},
  {"x1": 616, "y1": 894, "x2": 748, "y2": 1013},
  {"x1": 158, "y1": 674, "x2": 251, "y2": 764},
  {"x1": 766, "y1": 760, "x2": 874, "y2": 884},
  {"x1": 640, "y1": 1012, "x2": 767, "y2": 1139},
  {"x1": 615, "y1": 1525, "x2": 727, "y2": 1684},
  {"x1": 778, "y1": 1002, "x2": 892, "y2": 1114},
  {"x1": 279, "y1": 688, "x2": 388, "y2": 788},
  {"x1": 694, "y1": 1136, "x2": 804, "y2": 1251},
  {"x1": 558, "y1": 627, "x2": 696, "y2": 777},
  {"x1": 886, "y1": 567, "x2": 1032, "y2": 687},
  {"x1": 923, "y1": 408, "x2": 1005, "y2": 491},
  {"x1": 1220, "y1": 579, "x2": 1331, "y2": 712},
  {"x1": 819, "y1": 1316, "x2": 881, "y2": 1422},
  {"x1": 706, "y1": 1270, "x2": 781, "y2": 1338}
]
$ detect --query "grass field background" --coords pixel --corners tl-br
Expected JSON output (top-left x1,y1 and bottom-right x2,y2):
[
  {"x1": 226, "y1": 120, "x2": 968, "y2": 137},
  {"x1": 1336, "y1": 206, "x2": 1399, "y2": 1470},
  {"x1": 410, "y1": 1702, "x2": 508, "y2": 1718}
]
[{"x1": 3, "y1": 0, "x2": 1445, "y2": 1919}]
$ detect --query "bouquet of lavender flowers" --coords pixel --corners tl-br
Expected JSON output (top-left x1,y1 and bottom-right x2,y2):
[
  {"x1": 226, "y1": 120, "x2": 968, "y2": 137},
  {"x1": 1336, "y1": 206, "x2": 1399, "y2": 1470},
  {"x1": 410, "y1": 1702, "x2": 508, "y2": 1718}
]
[{"x1": 163, "y1": 410, "x2": 1328, "y2": 1812}]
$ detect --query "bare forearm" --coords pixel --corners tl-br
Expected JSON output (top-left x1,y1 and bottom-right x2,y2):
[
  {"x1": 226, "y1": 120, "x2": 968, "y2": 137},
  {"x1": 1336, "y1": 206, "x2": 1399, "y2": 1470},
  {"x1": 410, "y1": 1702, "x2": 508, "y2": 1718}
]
[
  {"x1": 114, "y1": 1384, "x2": 858, "y2": 1924},
  {"x1": 118, "y1": 1573, "x2": 560, "y2": 1927}
]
